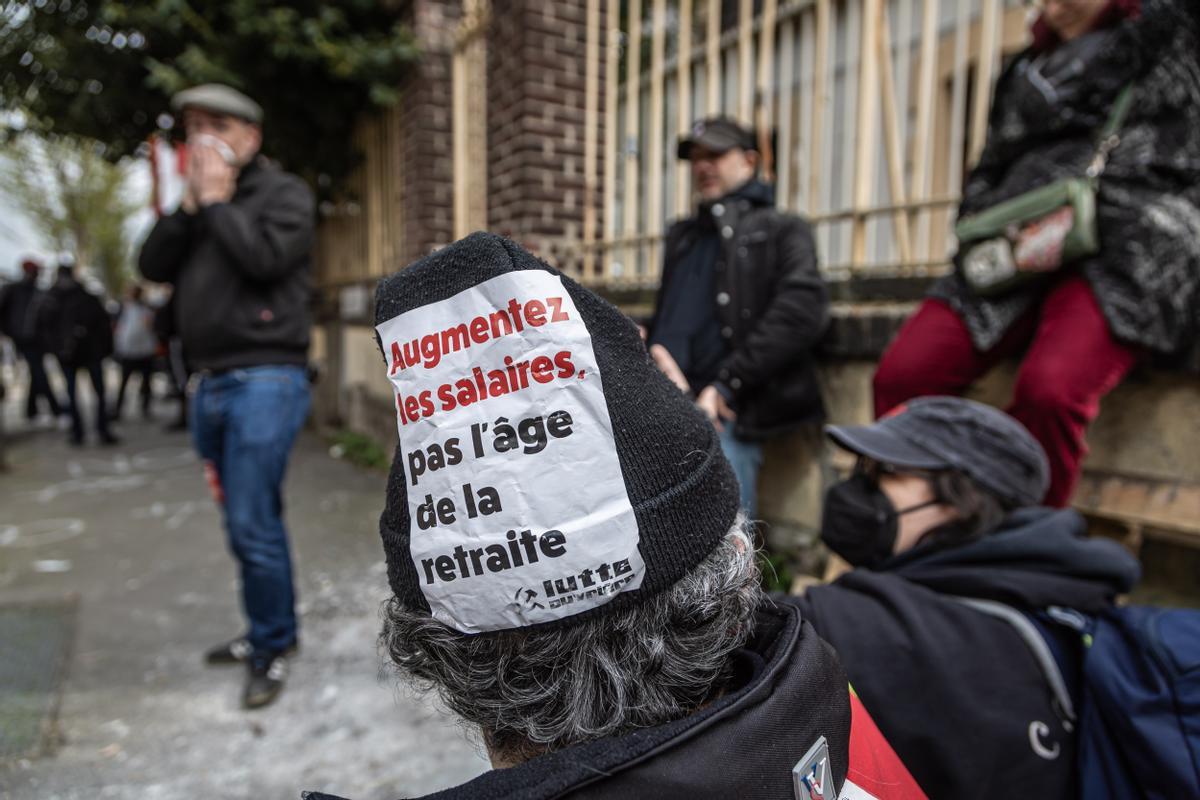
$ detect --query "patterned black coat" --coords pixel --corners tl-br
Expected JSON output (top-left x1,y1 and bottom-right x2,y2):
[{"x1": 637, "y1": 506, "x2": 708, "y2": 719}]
[{"x1": 931, "y1": 0, "x2": 1200, "y2": 357}]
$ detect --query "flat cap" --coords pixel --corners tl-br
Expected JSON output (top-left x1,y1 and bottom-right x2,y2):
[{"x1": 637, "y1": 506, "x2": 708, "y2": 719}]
[
  {"x1": 677, "y1": 116, "x2": 757, "y2": 160},
  {"x1": 826, "y1": 396, "x2": 1051, "y2": 507},
  {"x1": 171, "y1": 84, "x2": 263, "y2": 124}
]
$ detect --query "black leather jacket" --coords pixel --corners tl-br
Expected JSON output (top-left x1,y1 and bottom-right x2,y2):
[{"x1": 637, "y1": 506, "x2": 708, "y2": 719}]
[
  {"x1": 138, "y1": 158, "x2": 314, "y2": 371},
  {"x1": 649, "y1": 181, "x2": 829, "y2": 440}
]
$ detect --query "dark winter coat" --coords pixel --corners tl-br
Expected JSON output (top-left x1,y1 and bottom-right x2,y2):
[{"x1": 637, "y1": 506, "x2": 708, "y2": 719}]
[
  {"x1": 138, "y1": 158, "x2": 314, "y2": 371},
  {"x1": 304, "y1": 602, "x2": 852, "y2": 800},
  {"x1": 42, "y1": 279, "x2": 113, "y2": 365},
  {"x1": 931, "y1": 0, "x2": 1200, "y2": 357},
  {"x1": 0, "y1": 276, "x2": 47, "y2": 348},
  {"x1": 649, "y1": 180, "x2": 829, "y2": 440},
  {"x1": 792, "y1": 508, "x2": 1141, "y2": 800}
]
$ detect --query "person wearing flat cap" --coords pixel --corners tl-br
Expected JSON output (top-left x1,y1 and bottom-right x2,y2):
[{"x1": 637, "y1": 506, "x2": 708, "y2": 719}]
[
  {"x1": 306, "y1": 233, "x2": 925, "y2": 800},
  {"x1": 790, "y1": 396, "x2": 1142, "y2": 800},
  {"x1": 646, "y1": 116, "x2": 828, "y2": 520},
  {"x1": 138, "y1": 83, "x2": 315, "y2": 709}
]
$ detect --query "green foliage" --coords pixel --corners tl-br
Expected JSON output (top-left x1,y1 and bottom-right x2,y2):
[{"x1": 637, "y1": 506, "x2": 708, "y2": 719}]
[
  {"x1": 0, "y1": 132, "x2": 141, "y2": 294},
  {"x1": 0, "y1": 1, "x2": 418, "y2": 195},
  {"x1": 757, "y1": 548, "x2": 794, "y2": 594},
  {"x1": 329, "y1": 428, "x2": 390, "y2": 472}
]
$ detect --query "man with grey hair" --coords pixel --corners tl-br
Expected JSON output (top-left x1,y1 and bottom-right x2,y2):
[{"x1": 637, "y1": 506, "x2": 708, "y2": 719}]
[
  {"x1": 306, "y1": 234, "x2": 923, "y2": 800},
  {"x1": 139, "y1": 84, "x2": 314, "y2": 709}
]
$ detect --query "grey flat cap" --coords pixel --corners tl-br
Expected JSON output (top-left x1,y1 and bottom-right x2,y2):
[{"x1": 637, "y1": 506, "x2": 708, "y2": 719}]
[{"x1": 171, "y1": 84, "x2": 263, "y2": 124}]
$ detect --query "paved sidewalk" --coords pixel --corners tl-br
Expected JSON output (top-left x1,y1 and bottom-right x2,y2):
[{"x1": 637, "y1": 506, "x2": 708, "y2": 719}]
[{"x1": 0, "y1": 407, "x2": 488, "y2": 799}]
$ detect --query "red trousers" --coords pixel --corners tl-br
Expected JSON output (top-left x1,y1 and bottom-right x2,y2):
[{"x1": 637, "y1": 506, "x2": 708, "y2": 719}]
[{"x1": 873, "y1": 276, "x2": 1139, "y2": 507}]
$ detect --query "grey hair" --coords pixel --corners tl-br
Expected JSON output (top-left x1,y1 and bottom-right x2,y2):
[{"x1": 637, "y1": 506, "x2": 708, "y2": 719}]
[{"x1": 380, "y1": 520, "x2": 762, "y2": 761}]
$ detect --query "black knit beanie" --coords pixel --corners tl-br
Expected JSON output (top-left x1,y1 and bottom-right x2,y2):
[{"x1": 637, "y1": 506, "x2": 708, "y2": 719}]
[{"x1": 374, "y1": 232, "x2": 739, "y2": 634}]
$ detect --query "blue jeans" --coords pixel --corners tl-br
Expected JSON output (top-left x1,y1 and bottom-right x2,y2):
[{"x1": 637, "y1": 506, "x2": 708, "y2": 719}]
[
  {"x1": 718, "y1": 426, "x2": 764, "y2": 520},
  {"x1": 191, "y1": 365, "x2": 311, "y2": 655}
]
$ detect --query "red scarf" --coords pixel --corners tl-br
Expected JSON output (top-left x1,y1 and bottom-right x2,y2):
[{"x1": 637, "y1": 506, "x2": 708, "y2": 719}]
[{"x1": 1030, "y1": 0, "x2": 1142, "y2": 52}]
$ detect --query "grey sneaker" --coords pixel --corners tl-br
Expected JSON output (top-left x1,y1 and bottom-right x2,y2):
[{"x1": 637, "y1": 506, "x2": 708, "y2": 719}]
[
  {"x1": 206, "y1": 637, "x2": 297, "y2": 665},
  {"x1": 205, "y1": 637, "x2": 253, "y2": 665},
  {"x1": 243, "y1": 654, "x2": 289, "y2": 709}
]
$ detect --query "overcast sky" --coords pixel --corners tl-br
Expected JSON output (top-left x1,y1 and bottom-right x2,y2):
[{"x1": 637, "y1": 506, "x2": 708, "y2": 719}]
[{"x1": 0, "y1": 153, "x2": 156, "y2": 284}]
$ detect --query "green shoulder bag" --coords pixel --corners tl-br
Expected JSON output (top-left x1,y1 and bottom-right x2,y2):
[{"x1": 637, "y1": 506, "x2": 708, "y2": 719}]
[{"x1": 954, "y1": 85, "x2": 1135, "y2": 297}]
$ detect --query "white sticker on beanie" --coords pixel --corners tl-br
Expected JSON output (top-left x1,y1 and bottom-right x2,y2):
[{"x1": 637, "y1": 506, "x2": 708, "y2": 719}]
[{"x1": 376, "y1": 270, "x2": 644, "y2": 633}]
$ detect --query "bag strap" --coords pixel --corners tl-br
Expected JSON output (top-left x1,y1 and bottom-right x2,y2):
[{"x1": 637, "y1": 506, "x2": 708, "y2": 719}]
[
  {"x1": 1087, "y1": 84, "x2": 1136, "y2": 179},
  {"x1": 949, "y1": 596, "x2": 1078, "y2": 726}
]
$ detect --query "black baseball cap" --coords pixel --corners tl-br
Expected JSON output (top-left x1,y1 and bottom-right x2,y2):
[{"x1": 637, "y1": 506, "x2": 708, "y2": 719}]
[
  {"x1": 825, "y1": 396, "x2": 1050, "y2": 507},
  {"x1": 677, "y1": 116, "x2": 757, "y2": 160}
]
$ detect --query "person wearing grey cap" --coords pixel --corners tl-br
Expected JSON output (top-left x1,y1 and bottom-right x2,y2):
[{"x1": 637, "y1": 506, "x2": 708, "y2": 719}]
[
  {"x1": 139, "y1": 83, "x2": 314, "y2": 709},
  {"x1": 791, "y1": 396, "x2": 1142, "y2": 800},
  {"x1": 646, "y1": 116, "x2": 828, "y2": 520}
]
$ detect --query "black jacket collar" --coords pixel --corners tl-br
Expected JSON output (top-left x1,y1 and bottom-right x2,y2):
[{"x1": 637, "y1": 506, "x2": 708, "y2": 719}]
[
  {"x1": 883, "y1": 507, "x2": 1140, "y2": 612},
  {"x1": 306, "y1": 602, "x2": 850, "y2": 800}
]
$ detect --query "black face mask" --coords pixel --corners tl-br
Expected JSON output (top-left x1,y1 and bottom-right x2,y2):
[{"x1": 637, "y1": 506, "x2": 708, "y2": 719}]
[{"x1": 819, "y1": 474, "x2": 941, "y2": 569}]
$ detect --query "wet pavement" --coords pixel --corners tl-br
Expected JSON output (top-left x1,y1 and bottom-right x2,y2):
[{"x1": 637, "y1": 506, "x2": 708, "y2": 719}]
[{"x1": 0, "y1": 394, "x2": 489, "y2": 799}]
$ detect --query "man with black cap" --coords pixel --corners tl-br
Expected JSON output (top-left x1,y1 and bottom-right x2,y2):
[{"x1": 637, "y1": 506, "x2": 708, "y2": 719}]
[
  {"x1": 139, "y1": 83, "x2": 314, "y2": 708},
  {"x1": 306, "y1": 232, "x2": 926, "y2": 800},
  {"x1": 646, "y1": 116, "x2": 828, "y2": 518},
  {"x1": 791, "y1": 396, "x2": 1142, "y2": 799}
]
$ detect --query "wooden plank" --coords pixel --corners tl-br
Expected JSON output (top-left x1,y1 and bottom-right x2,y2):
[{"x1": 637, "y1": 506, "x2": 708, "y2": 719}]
[
  {"x1": 910, "y1": 0, "x2": 938, "y2": 261},
  {"x1": 603, "y1": 0, "x2": 619, "y2": 280},
  {"x1": 648, "y1": 0, "x2": 666, "y2": 274},
  {"x1": 675, "y1": 0, "x2": 693, "y2": 218},
  {"x1": 831, "y1": 0, "x2": 852, "y2": 262},
  {"x1": 969, "y1": 0, "x2": 999, "y2": 164},
  {"x1": 877, "y1": 5, "x2": 912, "y2": 263},
  {"x1": 738, "y1": 0, "x2": 753, "y2": 123},
  {"x1": 808, "y1": 0, "x2": 830, "y2": 214},
  {"x1": 794, "y1": 10, "x2": 813, "y2": 213},
  {"x1": 583, "y1": 0, "x2": 600, "y2": 279},
  {"x1": 755, "y1": 0, "x2": 778, "y2": 183},
  {"x1": 706, "y1": 0, "x2": 721, "y2": 114},
  {"x1": 852, "y1": 0, "x2": 882, "y2": 266},
  {"x1": 452, "y1": 42, "x2": 469, "y2": 239},
  {"x1": 947, "y1": 0, "x2": 970, "y2": 202},
  {"x1": 623, "y1": 0, "x2": 643, "y2": 277},
  {"x1": 776, "y1": 18, "x2": 796, "y2": 210}
]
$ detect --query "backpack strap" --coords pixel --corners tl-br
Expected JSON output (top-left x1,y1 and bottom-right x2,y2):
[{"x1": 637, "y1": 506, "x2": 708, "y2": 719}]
[{"x1": 949, "y1": 596, "x2": 1078, "y2": 727}]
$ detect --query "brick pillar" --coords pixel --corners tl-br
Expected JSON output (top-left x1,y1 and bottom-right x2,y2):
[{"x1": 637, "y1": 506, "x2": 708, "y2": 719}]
[
  {"x1": 397, "y1": 0, "x2": 460, "y2": 264},
  {"x1": 486, "y1": 0, "x2": 601, "y2": 270}
]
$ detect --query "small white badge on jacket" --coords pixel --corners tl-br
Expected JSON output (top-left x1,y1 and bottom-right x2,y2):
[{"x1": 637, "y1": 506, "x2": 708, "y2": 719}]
[{"x1": 794, "y1": 736, "x2": 833, "y2": 800}]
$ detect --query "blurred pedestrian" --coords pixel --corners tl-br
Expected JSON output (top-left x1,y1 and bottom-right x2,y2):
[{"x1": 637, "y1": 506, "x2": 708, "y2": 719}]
[
  {"x1": 0, "y1": 258, "x2": 65, "y2": 423},
  {"x1": 646, "y1": 117, "x2": 828, "y2": 519},
  {"x1": 138, "y1": 83, "x2": 314, "y2": 709},
  {"x1": 153, "y1": 290, "x2": 191, "y2": 432},
  {"x1": 110, "y1": 283, "x2": 158, "y2": 421},
  {"x1": 44, "y1": 263, "x2": 118, "y2": 446},
  {"x1": 874, "y1": 0, "x2": 1200, "y2": 506}
]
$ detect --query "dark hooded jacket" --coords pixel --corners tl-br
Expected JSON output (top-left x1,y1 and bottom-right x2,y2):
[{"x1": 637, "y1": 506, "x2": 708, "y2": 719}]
[
  {"x1": 792, "y1": 508, "x2": 1141, "y2": 800},
  {"x1": 304, "y1": 602, "x2": 852, "y2": 800},
  {"x1": 138, "y1": 158, "x2": 314, "y2": 371},
  {"x1": 649, "y1": 180, "x2": 829, "y2": 440},
  {"x1": 42, "y1": 277, "x2": 113, "y2": 365},
  {"x1": 932, "y1": 0, "x2": 1200, "y2": 358}
]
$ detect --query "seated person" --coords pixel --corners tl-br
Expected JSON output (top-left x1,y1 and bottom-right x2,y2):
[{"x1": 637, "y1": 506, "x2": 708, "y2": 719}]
[
  {"x1": 792, "y1": 396, "x2": 1141, "y2": 799},
  {"x1": 308, "y1": 233, "x2": 923, "y2": 800},
  {"x1": 873, "y1": 0, "x2": 1200, "y2": 507}
]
